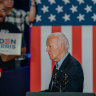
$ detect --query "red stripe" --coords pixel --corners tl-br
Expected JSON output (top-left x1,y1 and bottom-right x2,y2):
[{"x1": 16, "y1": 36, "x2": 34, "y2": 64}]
[
  {"x1": 30, "y1": 26, "x2": 41, "y2": 92},
  {"x1": 52, "y1": 26, "x2": 61, "y2": 33},
  {"x1": 72, "y1": 26, "x2": 82, "y2": 65},
  {"x1": 51, "y1": 26, "x2": 61, "y2": 71},
  {"x1": 93, "y1": 26, "x2": 96, "y2": 93}
]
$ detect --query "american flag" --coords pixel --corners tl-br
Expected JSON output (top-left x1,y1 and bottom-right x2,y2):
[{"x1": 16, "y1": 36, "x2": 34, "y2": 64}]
[
  {"x1": 30, "y1": 0, "x2": 96, "y2": 93},
  {"x1": 34, "y1": 0, "x2": 96, "y2": 25}
]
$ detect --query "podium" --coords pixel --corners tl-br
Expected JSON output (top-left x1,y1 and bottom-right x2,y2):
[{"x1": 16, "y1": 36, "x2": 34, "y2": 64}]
[{"x1": 26, "y1": 92, "x2": 95, "y2": 96}]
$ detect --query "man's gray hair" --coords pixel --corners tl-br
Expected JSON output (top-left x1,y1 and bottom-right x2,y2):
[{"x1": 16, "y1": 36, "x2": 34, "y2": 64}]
[{"x1": 48, "y1": 32, "x2": 69, "y2": 50}]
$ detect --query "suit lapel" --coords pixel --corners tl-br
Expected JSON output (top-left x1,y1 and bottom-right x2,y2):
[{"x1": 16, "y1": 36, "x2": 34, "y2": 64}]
[
  {"x1": 56, "y1": 53, "x2": 71, "y2": 78},
  {"x1": 49, "y1": 53, "x2": 72, "y2": 90}
]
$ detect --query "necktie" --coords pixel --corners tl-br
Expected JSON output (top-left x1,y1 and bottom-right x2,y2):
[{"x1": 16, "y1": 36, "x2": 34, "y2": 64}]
[{"x1": 50, "y1": 66, "x2": 58, "y2": 91}]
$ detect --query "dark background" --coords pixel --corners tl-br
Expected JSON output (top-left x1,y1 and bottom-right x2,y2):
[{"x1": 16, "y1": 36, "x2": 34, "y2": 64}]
[{"x1": 14, "y1": 0, "x2": 29, "y2": 11}]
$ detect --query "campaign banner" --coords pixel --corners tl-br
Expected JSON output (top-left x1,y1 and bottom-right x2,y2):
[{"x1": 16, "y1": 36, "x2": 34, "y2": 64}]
[{"x1": 0, "y1": 33, "x2": 22, "y2": 55}]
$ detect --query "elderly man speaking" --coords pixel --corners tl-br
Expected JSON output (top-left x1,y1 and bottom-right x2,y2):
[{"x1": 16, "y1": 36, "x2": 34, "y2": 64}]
[{"x1": 44, "y1": 32, "x2": 84, "y2": 92}]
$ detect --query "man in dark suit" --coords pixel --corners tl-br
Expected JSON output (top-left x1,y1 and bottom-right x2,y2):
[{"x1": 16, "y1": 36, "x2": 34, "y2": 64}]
[{"x1": 45, "y1": 32, "x2": 84, "y2": 92}]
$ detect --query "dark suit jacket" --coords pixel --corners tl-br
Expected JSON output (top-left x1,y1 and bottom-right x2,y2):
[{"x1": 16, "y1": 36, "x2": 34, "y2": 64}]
[{"x1": 46, "y1": 53, "x2": 84, "y2": 92}]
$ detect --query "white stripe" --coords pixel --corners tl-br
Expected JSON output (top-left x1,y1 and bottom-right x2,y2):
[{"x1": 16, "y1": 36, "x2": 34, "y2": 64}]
[
  {"x1": 61, "y1": 26, "x2": 72, "y2": 54},
  {"x1": 41, "y1": 26, "x2": 52, "y2": 90},
  {"x1": 82, "y1": 26, "x2": 93, "y2": 92}
]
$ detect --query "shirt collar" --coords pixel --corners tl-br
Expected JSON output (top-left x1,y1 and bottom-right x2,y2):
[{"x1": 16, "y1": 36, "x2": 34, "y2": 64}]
[{"x1": 55, "y1": 52, "x2": 69, "y2": 70}]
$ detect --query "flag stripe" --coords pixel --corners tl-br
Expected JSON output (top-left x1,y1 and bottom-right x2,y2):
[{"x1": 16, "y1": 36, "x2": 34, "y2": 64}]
[
  {"x1": 82, "y1": 26, "x2": 93, "y2": 92},
  {"x1": 72, "y1": 26, "x2": 82, "y2": 64},
  {"x1": 93, "y1": 26, "x2": 96, "y2": 93},
  {"x1": 30, "y1": 26, "x2": 41, "y2": 92},
  {"x1": 41, "y1": 26, "x2": 52, "y2": 90},
  {"x1": 52, "y1": 26, "x2": 61, "y2": 32},
  {"x1": 62, "y1": 26, "x2": 72, "y2": 54}
]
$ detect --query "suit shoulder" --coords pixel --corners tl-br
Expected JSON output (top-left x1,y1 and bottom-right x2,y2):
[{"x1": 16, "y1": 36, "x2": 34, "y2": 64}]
[{"x1": 66, "y1": 54, "x2": 83, "y2": 75}]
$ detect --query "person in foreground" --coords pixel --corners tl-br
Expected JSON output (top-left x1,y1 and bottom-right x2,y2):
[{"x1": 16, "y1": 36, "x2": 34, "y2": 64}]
[
  {"x1": 3, "y1": 0, "x2": 36, "y2": 33},
  {"x1": 45, "y1": 32, "x2": 84, "y2": 92},
  {"x1": 0, "y1": 2, "x2": 26, "y2": 71}
]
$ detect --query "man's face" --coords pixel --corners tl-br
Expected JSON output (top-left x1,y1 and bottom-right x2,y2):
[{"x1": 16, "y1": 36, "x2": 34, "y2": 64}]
[
  {"x1": 46, "y1": 36, "x2": 63, "y2": 62},
  {"x1": 0, "y1": 4, "x2": 6, "y2": 22},
  {"x1": 4, "y1": 0, "x2": 14, "y2": 8}
]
